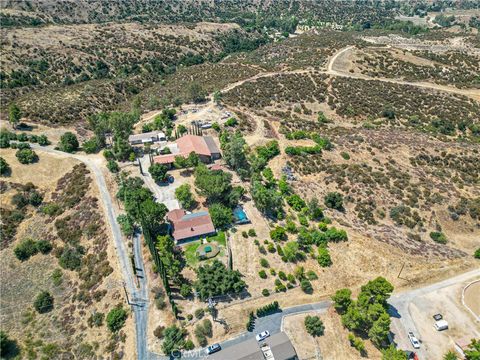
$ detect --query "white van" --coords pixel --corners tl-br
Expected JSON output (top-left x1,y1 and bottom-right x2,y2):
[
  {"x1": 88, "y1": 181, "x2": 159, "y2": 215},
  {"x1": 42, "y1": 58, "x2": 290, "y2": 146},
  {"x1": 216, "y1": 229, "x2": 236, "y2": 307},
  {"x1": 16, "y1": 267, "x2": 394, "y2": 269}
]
[{"x1": 434, "y1": 320, "x2": 448, "y2": 331}]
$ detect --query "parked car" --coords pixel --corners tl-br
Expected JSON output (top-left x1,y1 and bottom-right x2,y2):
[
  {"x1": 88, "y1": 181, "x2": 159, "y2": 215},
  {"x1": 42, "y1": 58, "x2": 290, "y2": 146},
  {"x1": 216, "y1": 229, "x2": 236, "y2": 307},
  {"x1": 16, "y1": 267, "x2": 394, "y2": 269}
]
[
  {"x1": 256, "y1": 331, "x2": 270, "y2": 342},
  {"x1": 433, "y1": 313, "x2": 443, "y2": 321},
  {"x1": 434, "y1": 319, "x2": 448, "y2": 331},
  {"x1": 408, "y1": 332, "x2": 420, "y2": 349},
  {"x1": 206, "y1": 344, "x2": 221, "y2": 354}
]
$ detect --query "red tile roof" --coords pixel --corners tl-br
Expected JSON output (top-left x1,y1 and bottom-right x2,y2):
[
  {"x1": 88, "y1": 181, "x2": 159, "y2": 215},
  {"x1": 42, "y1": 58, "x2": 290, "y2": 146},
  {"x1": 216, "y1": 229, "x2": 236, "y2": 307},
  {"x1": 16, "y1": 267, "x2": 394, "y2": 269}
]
[
  {"x1": 176, "y1": 135, "x2": 212, "y2": 156},
  {"x1": 153, "y1": 154, "x2": 177, "y2": 164},
  {"x1": 167, "y1": 209, "x2": 216, "y2": 241}
]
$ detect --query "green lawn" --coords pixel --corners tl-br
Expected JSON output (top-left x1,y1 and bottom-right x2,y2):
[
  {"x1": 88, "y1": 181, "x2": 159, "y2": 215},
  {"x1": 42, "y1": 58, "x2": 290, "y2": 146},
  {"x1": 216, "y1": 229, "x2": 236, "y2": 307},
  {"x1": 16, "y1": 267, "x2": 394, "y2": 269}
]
[
  {"x1": 184, "y1": 242, "x2": 201, "y2": 267},
  {"x1": 207, "y1": 231, "x2": 226, "y2": 247}
]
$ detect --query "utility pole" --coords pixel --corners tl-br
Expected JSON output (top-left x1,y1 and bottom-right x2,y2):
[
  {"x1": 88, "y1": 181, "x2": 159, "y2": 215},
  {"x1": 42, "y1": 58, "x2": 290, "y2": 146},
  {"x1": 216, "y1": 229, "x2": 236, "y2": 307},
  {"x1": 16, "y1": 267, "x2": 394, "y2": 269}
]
[{"x1": 138, "y1": 157, "x2": 144, "y2": 175}]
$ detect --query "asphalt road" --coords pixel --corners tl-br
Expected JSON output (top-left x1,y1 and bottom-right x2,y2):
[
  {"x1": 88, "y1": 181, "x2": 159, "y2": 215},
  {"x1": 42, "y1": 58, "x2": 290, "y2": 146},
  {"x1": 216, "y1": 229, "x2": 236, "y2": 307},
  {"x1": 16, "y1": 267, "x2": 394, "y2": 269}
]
[{"x1": 31, "y1": 145, "x2": 148, "y2": 359}]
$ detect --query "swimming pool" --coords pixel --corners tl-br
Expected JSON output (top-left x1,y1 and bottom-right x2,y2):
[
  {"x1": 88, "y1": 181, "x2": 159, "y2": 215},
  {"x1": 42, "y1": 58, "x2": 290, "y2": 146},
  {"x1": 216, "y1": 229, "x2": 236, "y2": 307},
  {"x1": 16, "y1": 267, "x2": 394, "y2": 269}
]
[{"x1": 233, "y1": 206, "x2": 250, "y2": 224}]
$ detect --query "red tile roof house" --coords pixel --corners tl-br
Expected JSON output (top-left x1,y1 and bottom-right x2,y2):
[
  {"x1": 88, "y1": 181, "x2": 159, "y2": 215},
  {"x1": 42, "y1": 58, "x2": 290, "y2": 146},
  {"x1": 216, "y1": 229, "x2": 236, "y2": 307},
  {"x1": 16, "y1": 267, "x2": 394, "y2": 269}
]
[
  {"x1": 166, "y1": 209, "x2": 216, "y2": 243},
  {"x1": 152, "y1": 135, "x2": 221, "y2": 167}
]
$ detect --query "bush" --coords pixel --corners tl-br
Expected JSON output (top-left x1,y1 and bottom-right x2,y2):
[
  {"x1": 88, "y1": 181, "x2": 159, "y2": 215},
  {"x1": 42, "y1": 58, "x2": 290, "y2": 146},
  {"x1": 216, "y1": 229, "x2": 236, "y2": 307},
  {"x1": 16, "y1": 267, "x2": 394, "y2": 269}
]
[
  {"x1": 59, "y1": 246, "x2": 83, "y2": 270},
  {"x1": 301, "y1": 279, "x2": 313, "y2": 294},
  {"x1": 475, "y1": 248, "x2": 480, "y2": 259},
  {"x1": 258, "y1": 270, "x2": 267, "y2": 279},
  {"x1": 256, "y1": 301, "x2": 279, "y2": 317},
  {"x1": 430, "y1": 231, "x2": 447, "y2": 244},
  {"x1": 324, "y1": 192, "x2": 344, "y2": 211},
  {"x1": 348, "y1": 333, "x2": 366, "y2": 356},
  {"x1": 14, "y1": 238, "x2": 38, "y2": 261},
  {"x1": 304, "y1": 315, "x2": 324, "y2": 337},
  {"x1": 106, "y1": 306, "x2": 128, "y2": 332},
  {"x1": 278, "y1": 271, "x2": 287, "y2": 281},
  {"x1": 180, "y1": 284, "x2": 192, "y2": 298},
  {"x1": 194, "y1": 308, "x2": 205, "y2": 319},
  {"x1": 37, "y1": 135, "x2": 50, "y2": 146},
  {"x1": 153, "y1": 325, "x2": 165, "y2": 339},
  {"x1": 225, "y1": 117, "x2": 238, "y2": 127},
  {"x1": 242, "y1": 231, "x2": 248, "y2": 238},
  {"x1": 248, "y1": 229, "x2": 257, "y2": 237},
  {"x1": 16, "y1": 148, "x2": 38, "y2": 164},
  {"x1": 260, "y1": 258, "x2": 269, "y2": 268},
  {"x1": 36, "y1": 240, "x2": 52, "y2": 254},
  {"x1": 317, "y1": 247, "x2": 332, "y2": 267},
  {"x1": 270, "y1": 226, "x2": 287, "y2": 241},
  {"x1": 0, "y1": 157, "x2": 10, "y2": 176},
  {"x1": 59, "y1": 132, "x2": 79, "y2": 153},
  {"x1": 34, "y1": 291, "x2": 54, "y2": 313},
  {"x1": 340, "y1": 152, "x2": 350, "y2": 160},
  {"x1": 306, "y1": 270, "x2": 318, "y2": 280},
  {"x1": 107, "y1": 160, "x2": 119, "y2": 173},
  {"x1": 87, "y1": 312, "x2": 104, "y2": 327},
  {"x1": 262, "y1": 289, "x2": 270, "y2": 297}
]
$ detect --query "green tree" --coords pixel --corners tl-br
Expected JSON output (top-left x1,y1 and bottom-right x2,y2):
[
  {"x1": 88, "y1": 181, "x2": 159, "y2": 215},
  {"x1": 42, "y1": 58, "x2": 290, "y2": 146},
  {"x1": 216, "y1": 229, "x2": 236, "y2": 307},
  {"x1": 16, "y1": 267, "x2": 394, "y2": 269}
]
[
  {"x1": 443, "y1": 351, "x2": 458, "y2": 360},
  {"x1": 175, "y1": 184, "x2": 195, "y2": 210},
  {"x1": 0, "y1": 157, "x2": 11, "y2": 176},
  {"x1": 16, "y1": 148, "x2": 38, "y2": 164},
  {"x1": 213, "y1": 90, "x2": 222, "y2": 104},
  {"x1": 324, "y1": 192, "x2": 344, "y2": 211},
  {"x1": 381, "y1": 345, "x2": 407, "y2": 359},
  {"x1": 368, "y1": 312, "x2": 391, "y2": 347},
  {"x1": 149, "y1": 163, "x2": 169, "y2": 183},
  {"x1": 221, "y1": 131, "x2": 250, "y2": 177},
  {"x1": 475, "y1": 248, "x2": 480, "y2": 259},
  {"x1": 156, "y1": 235, "x2": 182, "y2": 283},
  {"x1": 8, "y1": 102, "x2": 21, "y2": 129},
  {"x1": 106, "y1": 306, "x2": 128, "y2": 332},
  {"x1": 332, "y1": 288, "x2": 352, "y2": 314},
  {"x1": 194, "y1": 164, "x2": 239, "y2": 206},
  {"x1": 161, "y1": 325, "x2": 186, "y2": 354},
  {"x1": 0, "y1": 331, "x2": 19, "y2": 358},
  {"x1": 59, "y1": 132, "x2": 79, "y2": 153},
  {"x1": 358, "y1": 277, "x2": 394, "y2": 307},
  {"x1": 34, "y1": 291, "x2": 54, "y2": 313},
  {"x1": 194, "y1": 260, "x2": 246, "y2": 301},
  {"x1": 465, "y1": 338, "x2": 480, "y2": 360},
  {"x1": 188, "y1": 82, "x2": 206, "y2": 103},
  {"x1": 304, "y1": 315, "x2": 325, "y2": 336},
  {"x1": 208, "y1": 203, "x2": 233, "y2": 229},
  {"x1": 117, "y1": 214, "x2": 134, "y2": 237},
  {"x1": 251, "y1": 180, "x2": 283, "y2": 217}
]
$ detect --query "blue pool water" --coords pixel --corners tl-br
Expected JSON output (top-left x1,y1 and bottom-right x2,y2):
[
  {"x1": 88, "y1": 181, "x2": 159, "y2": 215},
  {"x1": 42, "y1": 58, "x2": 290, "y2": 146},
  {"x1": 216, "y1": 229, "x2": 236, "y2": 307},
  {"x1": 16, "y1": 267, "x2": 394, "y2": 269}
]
[{"x1": 233, "y1": 206, "x2": 249, "y2": 224}]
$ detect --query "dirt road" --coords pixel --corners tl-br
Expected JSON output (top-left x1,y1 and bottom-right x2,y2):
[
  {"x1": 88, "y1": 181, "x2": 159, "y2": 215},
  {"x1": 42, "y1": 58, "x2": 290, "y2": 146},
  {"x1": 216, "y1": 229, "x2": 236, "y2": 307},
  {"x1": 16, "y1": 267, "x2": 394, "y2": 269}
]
[{"x1": 326, "y1": 45, "x2": 480, "y2": 101}]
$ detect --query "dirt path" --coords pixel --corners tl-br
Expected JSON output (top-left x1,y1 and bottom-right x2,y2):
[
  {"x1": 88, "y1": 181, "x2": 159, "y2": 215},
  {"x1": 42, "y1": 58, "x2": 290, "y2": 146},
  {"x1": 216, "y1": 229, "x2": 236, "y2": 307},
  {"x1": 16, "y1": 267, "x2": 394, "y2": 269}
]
[{"x1": 326, "y1": 46, "x2": 480, "y2": 101}]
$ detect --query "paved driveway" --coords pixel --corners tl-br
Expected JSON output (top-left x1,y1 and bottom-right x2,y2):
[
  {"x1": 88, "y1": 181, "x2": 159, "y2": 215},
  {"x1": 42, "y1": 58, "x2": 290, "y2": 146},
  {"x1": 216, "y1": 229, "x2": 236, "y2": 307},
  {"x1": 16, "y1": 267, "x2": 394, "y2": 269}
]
[{"x1": 139, "y1": 155, "x2": 180, "y2": 210}]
